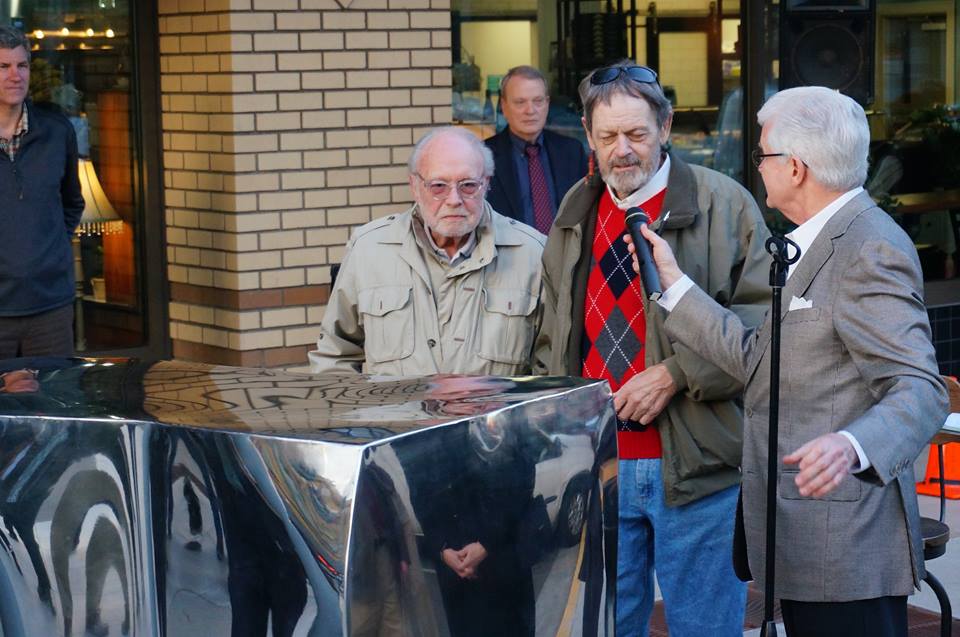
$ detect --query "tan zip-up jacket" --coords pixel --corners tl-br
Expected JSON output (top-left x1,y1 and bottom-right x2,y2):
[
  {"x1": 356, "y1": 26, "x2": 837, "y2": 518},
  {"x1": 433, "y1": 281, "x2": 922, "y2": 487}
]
[
  {"x1": 310, "y1": 203, "x2": 545, "y2": 376},
  {"x1": 534, "y1": 154, "x2": 771, "y2": 506}
]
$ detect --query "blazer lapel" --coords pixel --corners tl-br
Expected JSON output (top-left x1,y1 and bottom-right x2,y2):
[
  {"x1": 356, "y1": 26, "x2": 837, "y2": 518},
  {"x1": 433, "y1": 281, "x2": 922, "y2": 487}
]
[
  {"x1": 491, "y1": 131, "x2": 524, "y2": 220},
  {"x1": 744, "y1": 192, "x2": 876, "y2": 382},
  {"x1": 543, "y1": 131, "x2": 567, "y2": 199}
]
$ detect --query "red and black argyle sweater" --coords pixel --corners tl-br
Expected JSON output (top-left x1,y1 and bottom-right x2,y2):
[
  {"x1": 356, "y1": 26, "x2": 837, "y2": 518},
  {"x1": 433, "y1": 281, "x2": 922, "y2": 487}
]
[{"x1": 582, "y1": 187, "x2": 666, "y2": 459}]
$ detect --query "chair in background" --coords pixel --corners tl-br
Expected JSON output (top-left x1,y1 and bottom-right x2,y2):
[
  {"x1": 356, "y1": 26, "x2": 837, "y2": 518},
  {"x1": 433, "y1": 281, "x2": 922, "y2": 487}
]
[{"x1": 920, "y1": 374, "x2": 959, "y2": 637}]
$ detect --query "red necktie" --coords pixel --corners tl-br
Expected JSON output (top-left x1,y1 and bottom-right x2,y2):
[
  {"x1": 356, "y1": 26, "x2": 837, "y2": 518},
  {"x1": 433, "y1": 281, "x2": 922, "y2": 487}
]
[{"x1": 525, "y1": 144, "x2": 554, "y2": 234}]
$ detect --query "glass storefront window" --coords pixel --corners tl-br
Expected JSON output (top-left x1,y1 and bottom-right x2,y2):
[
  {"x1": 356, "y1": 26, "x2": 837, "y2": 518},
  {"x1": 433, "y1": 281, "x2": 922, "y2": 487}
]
[
  {"x1": 867, "y1": 0, "x2": 958, "y2": 284},
  {"x1": 450, "y1": 0, "x2": 752, "y2": 185},
  {"x1": 11, "y1": 0, "x2": 149, "y2": 351}
]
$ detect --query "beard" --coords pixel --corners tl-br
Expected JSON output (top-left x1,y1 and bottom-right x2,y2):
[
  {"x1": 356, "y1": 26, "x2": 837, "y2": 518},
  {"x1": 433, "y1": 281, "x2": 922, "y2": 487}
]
[
  {"x1": 599, "y1": 151, "x2": 660, "y2": 197},
  {"x1": 417, "y1": 199, "x2": 483, "y2": 242}
]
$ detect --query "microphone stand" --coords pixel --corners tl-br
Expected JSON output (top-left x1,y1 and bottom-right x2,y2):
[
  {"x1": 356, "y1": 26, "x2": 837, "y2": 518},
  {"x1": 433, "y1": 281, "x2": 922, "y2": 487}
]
[{"x1": 760, "y1": 235, "x2": 800, "y2": 637}]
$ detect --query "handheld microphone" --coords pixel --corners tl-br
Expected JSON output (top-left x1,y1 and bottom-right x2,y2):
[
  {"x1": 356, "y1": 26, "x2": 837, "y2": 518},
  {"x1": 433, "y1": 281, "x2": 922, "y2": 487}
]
[{"x1": 624, "y1": 207, "x2": 662, "y2": 301}]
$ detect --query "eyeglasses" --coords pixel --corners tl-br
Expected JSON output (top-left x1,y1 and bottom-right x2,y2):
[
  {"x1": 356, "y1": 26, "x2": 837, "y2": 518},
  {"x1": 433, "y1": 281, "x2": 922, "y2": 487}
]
[
  {"x1": 416, "y1": 174, "x2": 486, "y2": 200},
  {"x1": 589, "y1": 65, "x2": 659, "y2": 86},
  {"x1": 751, "y1": 148, "x2": 787, "y2": 168}
]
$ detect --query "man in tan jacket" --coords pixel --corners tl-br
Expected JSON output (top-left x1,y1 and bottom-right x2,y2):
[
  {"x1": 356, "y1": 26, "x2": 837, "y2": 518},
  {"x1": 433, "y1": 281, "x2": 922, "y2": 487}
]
[{"x1": 309, "y1": 126, "x2": 545, "y2": 377}]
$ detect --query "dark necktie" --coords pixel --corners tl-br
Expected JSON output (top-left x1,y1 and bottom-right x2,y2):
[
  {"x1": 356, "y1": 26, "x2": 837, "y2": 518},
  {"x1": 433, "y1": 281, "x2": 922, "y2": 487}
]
[{"x1": 525, "y1": 143, "x2": 554, "y2": 234}]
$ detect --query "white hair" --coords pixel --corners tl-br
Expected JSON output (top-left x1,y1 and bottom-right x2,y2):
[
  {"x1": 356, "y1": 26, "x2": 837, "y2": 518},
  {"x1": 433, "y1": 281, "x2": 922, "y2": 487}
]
[
  {"x1": 757, "y1": 86, "x2": 870, "y2": 191},
  {"x1": 407, "y1": 126, "x2": 495, "y2": 177}
]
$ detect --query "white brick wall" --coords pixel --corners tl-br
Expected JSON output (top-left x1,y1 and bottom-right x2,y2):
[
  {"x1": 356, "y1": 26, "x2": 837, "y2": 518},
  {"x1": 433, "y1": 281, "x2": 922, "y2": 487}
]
[{"x1": 158, "y1": 0, "x2": 452, "y2": 364}]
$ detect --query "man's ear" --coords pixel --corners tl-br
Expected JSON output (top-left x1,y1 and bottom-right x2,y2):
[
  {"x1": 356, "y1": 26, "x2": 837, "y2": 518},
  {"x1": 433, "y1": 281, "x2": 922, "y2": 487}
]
[
  {"x1": 409, "y1": 175, "x2": 419, "y2": 202},
  {"x1": 659, "y1": 112, "x2": 674, "y2": 146},
  {"x1": 581, "y1": 116, "x2": 596, "y2": 152},
  {"x1": 790, "y1": 157, "x2": 807, "y2": 186}
]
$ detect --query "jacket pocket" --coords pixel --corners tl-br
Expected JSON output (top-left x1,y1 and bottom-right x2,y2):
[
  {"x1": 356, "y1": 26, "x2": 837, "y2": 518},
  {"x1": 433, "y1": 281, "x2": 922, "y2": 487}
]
[
  {"x1": 358, "y1": 285, "x2": 414, "y2": 364},
  {"x1": 782, "y1": 307, "x2": 821, "y2": 324},
  {"x1": 476, "y1": 287, "x2": 538, "y2": 365},
  {"x1": 779, "y1": 469, "x2": 862, "y2": 501}
]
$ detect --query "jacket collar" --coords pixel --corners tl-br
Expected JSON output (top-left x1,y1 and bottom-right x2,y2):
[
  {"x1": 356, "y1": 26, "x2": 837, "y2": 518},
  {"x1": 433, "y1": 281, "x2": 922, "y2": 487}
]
[
  {"x1": 745, "y1": 190, "x2": 877, "y2": 382},
  {"x1": 659, "y1": 151, "x2": 699, "y2": 230},
  {"x1": 21, "y1": 100, "x2": 44, "y2": 137},
  {"x1": 379, "y1": 202, "x2": 520, "y2": 246},
  {"x1": 376, "y1": 202, "x2": 516, "y2": 282},
  {"x1": 781, "y1": 190, "x2": 876, "y2": 304}
]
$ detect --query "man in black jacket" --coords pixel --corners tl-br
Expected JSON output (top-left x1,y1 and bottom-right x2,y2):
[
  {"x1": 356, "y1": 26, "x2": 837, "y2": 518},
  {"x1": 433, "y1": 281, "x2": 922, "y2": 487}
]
[
  {"x1": 484, "y1": 66, "x2": 588, "y2": 234},
  {"x1": 0, "y1": 25, "x2": 84, "y2": 359}
]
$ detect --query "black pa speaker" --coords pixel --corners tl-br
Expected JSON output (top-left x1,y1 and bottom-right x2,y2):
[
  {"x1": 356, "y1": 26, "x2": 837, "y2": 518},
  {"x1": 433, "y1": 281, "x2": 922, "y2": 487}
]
[{"x1": 779, "y1": 0, "x2": 876, "y2": 105}]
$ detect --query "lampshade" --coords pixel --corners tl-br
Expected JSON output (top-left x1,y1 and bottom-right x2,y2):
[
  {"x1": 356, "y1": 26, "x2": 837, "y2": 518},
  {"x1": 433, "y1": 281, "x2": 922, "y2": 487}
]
[{"x1": 76, "y1": 157, "x2": 123, "y2": 236}]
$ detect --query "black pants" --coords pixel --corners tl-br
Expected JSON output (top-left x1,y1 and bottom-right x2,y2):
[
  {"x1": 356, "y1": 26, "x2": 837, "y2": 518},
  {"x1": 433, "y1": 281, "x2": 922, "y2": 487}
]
[
  {"x1": 780, "y1": 596, "x2": 907, "y2": 637},
  {"x1": 0, "y1": 304, "x2": 74, "y2": 359}
]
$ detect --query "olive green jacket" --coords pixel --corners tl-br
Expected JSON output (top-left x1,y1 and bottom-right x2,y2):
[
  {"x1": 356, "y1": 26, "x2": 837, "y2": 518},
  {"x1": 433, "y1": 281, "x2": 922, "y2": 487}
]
[{"x1": 534, "y1": 154, "x2": 771, "y2": 506}]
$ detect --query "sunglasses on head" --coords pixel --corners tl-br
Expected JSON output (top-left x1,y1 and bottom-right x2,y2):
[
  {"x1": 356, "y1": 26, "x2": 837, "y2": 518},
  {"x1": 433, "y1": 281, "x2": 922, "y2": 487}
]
[{"x1": 589, "y1": 65, "x2": 659, "y2": 86}]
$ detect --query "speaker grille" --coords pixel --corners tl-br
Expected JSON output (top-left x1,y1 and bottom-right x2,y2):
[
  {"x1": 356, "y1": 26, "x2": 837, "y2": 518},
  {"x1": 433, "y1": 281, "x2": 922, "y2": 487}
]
[
  {"x1": 780, "y1": 7, "x2": 875, "y2": 105},
  {"x1": 792, "y1": 23, "x2": 864, "y2": 90}
]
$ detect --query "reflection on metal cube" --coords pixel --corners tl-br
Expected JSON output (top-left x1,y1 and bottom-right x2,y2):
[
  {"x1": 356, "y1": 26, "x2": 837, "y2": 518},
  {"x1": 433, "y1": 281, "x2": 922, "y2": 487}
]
[{"x1": 0, "y1": 359, "x2": 617, "y2": 636}]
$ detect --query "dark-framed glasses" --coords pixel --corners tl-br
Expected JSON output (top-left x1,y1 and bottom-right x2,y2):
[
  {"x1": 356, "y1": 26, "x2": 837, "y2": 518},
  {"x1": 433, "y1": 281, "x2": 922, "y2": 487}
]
[
  {"x1": 751, "y1": 148, "x2": 787, "y2": 168},
  {"x1": 416, "y1": 174, "x2": 486, "y2": 200},
  {"x1": 589, "y1": 65, "x2": 659, "y2": 86}
]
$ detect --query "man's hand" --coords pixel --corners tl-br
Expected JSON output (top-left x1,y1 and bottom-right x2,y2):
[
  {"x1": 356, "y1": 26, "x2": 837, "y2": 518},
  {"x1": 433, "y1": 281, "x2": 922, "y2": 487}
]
[
  {"x1": 0, "y1": 370, "x2": 39, "y2": 394},
  {"x1": 441, "y1": 548, "x2": 469, "y2": 578},
  {"x1": 623, "y1": 225, "x2": 683, "y2": 289},
  {"x1": 458, "y1": 542, "x2": 488, "y2": 579},
  {"x1": 613, "y1": 364, "x2": 678, "y2": 425},
  {"x1": 441, "y1": 542, "x2": 488, "y2": 579},
  {"x1": 783, "y1": 433, "x2": 858, "y2": 498}
]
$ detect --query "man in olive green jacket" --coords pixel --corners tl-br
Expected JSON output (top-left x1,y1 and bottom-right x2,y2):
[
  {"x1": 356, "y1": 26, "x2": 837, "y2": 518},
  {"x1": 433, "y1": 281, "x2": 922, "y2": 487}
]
[
  {"x1": 533, "y1": 62, "x2": 770, "y2": 636},
  {"x1": 309, "y1": 126, "x2": 544, "y2": 377},
  {"x1": 536, "y1": 153, "x2": 771, "y2": 501}
]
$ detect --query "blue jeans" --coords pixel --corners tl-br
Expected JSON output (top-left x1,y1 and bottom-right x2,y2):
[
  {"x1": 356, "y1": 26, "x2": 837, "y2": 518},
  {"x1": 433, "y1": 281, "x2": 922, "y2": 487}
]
[{"x1": 616, "y1": 458, "x2": 745, "y2": 637}]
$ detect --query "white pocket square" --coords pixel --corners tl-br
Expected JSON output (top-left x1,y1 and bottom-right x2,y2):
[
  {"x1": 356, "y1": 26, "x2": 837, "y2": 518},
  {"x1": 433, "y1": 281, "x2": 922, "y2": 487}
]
[{"x1": 788, "y1": 295, "x2": 813, "y2": 311}]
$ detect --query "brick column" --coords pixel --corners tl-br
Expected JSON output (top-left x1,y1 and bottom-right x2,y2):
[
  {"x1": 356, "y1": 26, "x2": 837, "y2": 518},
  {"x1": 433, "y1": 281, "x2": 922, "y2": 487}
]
[{"x1": 158, "y1": 0, "x2": 452, "y2": 367}]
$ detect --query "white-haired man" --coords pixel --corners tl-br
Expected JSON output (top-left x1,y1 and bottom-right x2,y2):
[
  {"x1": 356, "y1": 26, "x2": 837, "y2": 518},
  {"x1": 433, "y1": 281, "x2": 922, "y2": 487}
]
[
  {"x1": 309, "y1": 126, "x2": 544, "y2": 377},
  {"x1": 310, "y1": 126, "x2": 545, "y2": 637},
  {"x1": 633, "y1": 86, "x2": 948, "y2": 636}
]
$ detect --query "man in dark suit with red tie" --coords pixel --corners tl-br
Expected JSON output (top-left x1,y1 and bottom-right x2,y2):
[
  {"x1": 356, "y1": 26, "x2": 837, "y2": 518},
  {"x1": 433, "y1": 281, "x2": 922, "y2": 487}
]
[{"x1": 484, "y1": 66, "x2": 588, "y2": 234}]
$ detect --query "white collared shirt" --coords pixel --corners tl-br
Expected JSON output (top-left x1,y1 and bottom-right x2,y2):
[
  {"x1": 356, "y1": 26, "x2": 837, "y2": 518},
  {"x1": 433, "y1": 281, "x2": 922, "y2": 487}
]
[
  {"x1": 607, "y1": 154, "x2": 671, "y2": 211},
  {"x1": 784, "y1": 187, "x2": 863, "y2": 279}
]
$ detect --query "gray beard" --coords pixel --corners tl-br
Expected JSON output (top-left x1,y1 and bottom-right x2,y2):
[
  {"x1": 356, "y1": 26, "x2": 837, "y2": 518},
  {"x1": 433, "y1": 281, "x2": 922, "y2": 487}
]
[{"x1": 600, "y1": 155, "x2": 659, "y2": 198}]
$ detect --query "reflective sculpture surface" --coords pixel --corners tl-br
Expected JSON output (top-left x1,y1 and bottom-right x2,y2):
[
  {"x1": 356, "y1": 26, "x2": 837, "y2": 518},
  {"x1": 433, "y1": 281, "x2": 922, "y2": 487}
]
[{"x1": 0, "y1": 359, "x2": 617, "y2": 636}]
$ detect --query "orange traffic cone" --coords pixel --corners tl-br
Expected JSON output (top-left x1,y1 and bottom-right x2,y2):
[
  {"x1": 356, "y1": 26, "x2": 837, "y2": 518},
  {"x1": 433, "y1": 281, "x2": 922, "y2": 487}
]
[{"x1": 917, "y1": 441, "x2": 960, "y2": 500}]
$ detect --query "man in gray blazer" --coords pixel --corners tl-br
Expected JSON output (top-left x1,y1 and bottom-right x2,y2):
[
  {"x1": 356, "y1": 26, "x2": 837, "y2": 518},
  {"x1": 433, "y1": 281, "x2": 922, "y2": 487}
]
[{"x1": 630, "y1": 86, "x2": 948, "y2": 636}]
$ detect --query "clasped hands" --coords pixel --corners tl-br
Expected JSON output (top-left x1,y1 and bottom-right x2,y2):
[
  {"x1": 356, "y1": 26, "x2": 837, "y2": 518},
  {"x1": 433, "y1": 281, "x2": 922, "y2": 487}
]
[
  {"x1": 441, "y1": 541, "x2": 488, "y2": 580},
  {"x1": 622, "y1": 228, "x2": 858, "y2": 498}
]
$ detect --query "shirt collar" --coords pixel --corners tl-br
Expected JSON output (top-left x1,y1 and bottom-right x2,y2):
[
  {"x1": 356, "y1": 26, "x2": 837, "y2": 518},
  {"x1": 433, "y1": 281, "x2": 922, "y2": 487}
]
[
  {"x1": 606, "y1": 153, "x2": 671, "y2": 210},
  {"x1": 1, "y1": 104, "x2": 28, "y2": 143},
  {"x1": 15, "y1": 104, "x2": 28, "y2": 137},
  {"x1": 509, "y1": 130, "x2": 544, "y2": 153},
  {"x1": 785, "y1": 187, "x2": 864, "y2": 276}
]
